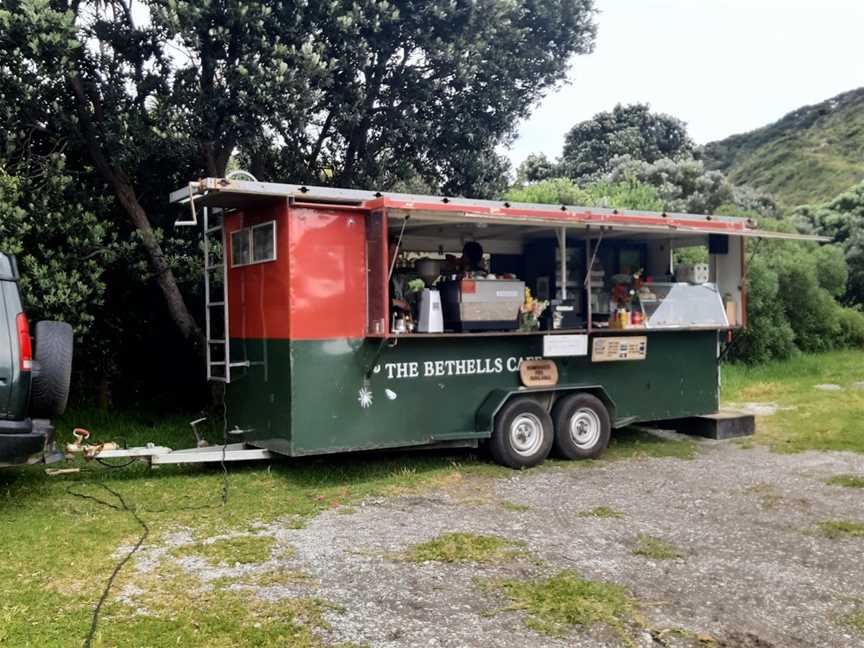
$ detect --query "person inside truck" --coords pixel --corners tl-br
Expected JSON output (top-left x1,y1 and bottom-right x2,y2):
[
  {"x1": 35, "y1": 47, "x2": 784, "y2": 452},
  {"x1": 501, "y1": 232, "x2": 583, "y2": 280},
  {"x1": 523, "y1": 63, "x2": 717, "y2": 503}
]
[
  {"x1": 460, "y1": 241, "x2": 486, "y2": 274},
  {"x1": 443, "y1": 241, "x2": 487, "y2": 277}
]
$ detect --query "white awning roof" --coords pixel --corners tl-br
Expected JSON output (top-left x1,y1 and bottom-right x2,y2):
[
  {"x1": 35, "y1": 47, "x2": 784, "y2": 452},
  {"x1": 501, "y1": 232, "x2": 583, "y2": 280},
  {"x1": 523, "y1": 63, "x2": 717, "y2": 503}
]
[
  {"x1": 172, "y1": 178, "x2": 830, "y2": 243},
  {"x1": 385, "y1": 208, "x2": 830, "y2": 242}
]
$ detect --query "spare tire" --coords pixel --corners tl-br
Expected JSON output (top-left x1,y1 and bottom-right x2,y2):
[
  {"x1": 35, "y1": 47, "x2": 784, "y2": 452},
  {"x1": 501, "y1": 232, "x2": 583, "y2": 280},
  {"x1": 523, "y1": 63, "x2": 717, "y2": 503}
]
[{"x1": 30, "y1": 321, "x2": 73, "y2": 418}]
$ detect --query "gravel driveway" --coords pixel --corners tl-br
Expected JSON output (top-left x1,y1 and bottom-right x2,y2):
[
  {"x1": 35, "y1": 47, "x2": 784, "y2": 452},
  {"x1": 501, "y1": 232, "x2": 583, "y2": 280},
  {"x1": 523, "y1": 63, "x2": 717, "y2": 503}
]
[{"x1": 130, "y1": 438, "x2": 864, "y2": 648}]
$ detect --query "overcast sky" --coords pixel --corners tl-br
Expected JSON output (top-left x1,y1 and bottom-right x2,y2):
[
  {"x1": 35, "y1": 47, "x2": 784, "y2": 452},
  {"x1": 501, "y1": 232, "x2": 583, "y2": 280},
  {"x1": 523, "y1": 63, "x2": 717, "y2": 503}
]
[{"x1": 507, "y1": 0, "x2": 864, "y2": 166}]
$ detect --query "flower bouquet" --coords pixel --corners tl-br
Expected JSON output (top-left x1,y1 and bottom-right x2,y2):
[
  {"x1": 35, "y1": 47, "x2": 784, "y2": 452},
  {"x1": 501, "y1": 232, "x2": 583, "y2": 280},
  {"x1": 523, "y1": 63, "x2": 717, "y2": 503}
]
[{"x1": 519, "y1": 288, "x2": 548, "y2": 332}]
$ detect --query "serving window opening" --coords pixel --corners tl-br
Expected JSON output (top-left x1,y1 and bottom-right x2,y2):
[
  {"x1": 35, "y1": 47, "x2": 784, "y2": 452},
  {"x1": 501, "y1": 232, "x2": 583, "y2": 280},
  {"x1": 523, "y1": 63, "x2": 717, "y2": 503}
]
[{"x1": 365, "y1": 211, "x2": 745, "y2": 337}]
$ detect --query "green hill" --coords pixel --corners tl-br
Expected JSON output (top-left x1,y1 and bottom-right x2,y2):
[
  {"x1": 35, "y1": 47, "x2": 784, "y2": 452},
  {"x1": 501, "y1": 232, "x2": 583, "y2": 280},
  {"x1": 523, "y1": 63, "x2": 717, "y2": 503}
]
[{"x1": 703, "y1": 88, "x2": 864, "y2": 208}]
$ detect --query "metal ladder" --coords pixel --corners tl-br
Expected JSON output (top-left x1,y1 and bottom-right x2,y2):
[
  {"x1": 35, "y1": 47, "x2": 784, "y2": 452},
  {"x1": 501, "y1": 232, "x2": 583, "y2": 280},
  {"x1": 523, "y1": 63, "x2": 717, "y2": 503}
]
[{"x1": 203, "y1": 206, "x2": 245, "y2": 382}]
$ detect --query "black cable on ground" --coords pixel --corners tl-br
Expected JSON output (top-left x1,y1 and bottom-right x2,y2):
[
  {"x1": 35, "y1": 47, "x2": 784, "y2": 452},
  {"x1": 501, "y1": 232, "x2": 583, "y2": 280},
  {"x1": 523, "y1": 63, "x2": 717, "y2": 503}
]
[
  {"x1": 219, "y1": 396, "x2": 229, "y2": 505},
  {"x1": 95, "y1": 456, "x2": 140, "y2": 469},
  {"x1": 70, "y1": 397, "x2": 231, "y2": 646},
  {"x1": 66, "y1": 483, "x2": 150, "y2": 648},
  {"x1": 88, "y1": 437, "x2": 139, "y2": 469},
  {"x1": 139, "y1": 399, "x2": 229, "y2": 513}
]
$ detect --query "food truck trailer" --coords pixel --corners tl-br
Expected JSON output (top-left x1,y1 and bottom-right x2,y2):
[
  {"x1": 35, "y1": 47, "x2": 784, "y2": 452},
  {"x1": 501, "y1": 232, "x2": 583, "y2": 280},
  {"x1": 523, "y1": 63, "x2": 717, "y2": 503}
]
[{"x1": 159, "y1": 177, "x2": 823, "y2": 469}]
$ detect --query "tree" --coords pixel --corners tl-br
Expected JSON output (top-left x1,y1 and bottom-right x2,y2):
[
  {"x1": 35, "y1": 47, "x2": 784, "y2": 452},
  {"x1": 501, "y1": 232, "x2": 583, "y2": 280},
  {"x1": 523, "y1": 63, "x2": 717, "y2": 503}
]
[
  {"x1": 607, "y1": 156, "x2": 732, "y2": 214},
  {"x1": 504, "y1": 176, "x2": 663, "y2": 211},
  {"x1": 583, "y1": 179, "x2": 664, "y2": 211},
  {"x1": 2, "y1": 0, "x2": 598, "y2": 362},
  {"x1": 1, "y1": 1, "x2": 209, "y2": 350},
  {"x1": 506, "y1": 177, "x2": 590, "y2": 206},
  {"x1": 249, "y1": 0, "x2": 597, "y2": 195},
  {"x1": 515, "y1": 153, "x2": 558, "y2": 184},
  {"x1": 727, "y1": 185, "x2": 782, "y2": 219},
  {"x1": 0, "y1": 158, "x2": 118, "y2": 335},
  {"x1": 560, "y1": 103, "x2": 694, "y2": 181},
  {"x1": 438, "y1": 149, "x2": 511, "y2": 199}
]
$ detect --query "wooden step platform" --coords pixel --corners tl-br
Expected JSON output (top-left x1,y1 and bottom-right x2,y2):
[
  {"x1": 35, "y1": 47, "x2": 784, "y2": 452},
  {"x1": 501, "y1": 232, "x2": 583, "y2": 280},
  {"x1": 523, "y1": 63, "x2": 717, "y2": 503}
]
[{"x1": 662, "y1": 410, "x2": 755, "y2": 440}]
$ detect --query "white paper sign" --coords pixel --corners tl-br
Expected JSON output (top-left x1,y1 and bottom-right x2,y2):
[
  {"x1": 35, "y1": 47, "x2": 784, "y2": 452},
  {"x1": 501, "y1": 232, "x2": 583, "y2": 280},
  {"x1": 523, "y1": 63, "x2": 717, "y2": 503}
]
[{"x1": 543, "y1": 334, "x2": 588, "y2": 357}]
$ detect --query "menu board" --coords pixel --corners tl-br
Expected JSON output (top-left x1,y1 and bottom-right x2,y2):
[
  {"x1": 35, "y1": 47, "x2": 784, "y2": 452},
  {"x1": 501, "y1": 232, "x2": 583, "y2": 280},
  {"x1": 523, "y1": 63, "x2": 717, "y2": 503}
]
[
  {"x1": 591, "y1": 336, "x2": 647, "y2": 362},
  {"x1": 543, "y1": 334, "x2": 588, "y2": 357}
]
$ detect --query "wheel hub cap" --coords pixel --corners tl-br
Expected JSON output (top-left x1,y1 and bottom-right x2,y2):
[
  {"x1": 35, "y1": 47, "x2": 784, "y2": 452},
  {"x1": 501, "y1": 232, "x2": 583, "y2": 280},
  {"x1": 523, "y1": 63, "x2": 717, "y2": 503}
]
[
  {"x1": 510, "y1": 413, "x2": 543, "y2": 457},
  {"x1": 569, "y1": 408, "x2": 601, "y2": 449}
]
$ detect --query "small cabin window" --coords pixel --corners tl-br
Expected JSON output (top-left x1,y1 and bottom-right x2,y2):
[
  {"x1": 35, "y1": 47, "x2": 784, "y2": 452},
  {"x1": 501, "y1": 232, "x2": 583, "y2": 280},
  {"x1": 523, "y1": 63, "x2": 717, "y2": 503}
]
[
  {"x1": 231, "y1": 229, "x2": 251, "y2": 266},
  {"x1": 231, "y1": 221, "x2": 277, "y2": 267},
  {"x1": 251, "y1": 221, "x2": 276, "y2": 263}
]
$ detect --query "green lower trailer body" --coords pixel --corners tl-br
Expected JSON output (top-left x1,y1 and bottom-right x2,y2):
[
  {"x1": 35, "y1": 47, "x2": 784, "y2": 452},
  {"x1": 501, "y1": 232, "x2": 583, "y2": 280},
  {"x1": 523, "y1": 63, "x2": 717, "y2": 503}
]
[{"x1": 226, "y1": 330, "x2": 719, "y2": 457}]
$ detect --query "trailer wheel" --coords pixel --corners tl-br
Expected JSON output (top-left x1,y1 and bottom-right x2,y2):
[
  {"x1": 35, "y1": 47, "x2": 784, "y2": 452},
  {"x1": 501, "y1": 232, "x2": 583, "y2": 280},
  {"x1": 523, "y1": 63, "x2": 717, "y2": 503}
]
[
  {"x1": 551, "y1": 393, "x2": 611, "y2": 460},
  {"x1": 490, "y1": 397, "x2": 553, "y2": 469}
]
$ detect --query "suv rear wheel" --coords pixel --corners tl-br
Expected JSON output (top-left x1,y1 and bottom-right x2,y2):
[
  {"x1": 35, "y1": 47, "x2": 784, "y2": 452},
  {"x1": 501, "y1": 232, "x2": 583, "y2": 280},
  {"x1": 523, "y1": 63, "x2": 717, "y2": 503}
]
[{"x1": 30, "y1": 321, "x2": 73, "y2": 418}]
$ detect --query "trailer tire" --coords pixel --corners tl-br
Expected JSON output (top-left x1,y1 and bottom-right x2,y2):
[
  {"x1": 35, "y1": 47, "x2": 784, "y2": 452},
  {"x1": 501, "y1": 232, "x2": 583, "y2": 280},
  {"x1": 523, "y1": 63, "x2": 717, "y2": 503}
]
[
  {"x1": 490, "y1": 397, "x2": 553, "y2": 469},
  {"x1": 552, "y1": 393, "x2": 610, "y2": 460},
  {"x1": 30, "y1": 321, "x2": 74, "y2": 418}
]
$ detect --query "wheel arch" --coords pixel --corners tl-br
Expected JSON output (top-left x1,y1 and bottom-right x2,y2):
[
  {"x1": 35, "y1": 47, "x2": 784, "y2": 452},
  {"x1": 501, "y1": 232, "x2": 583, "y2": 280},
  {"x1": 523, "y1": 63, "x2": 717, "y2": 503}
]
[{"x1": 476, "y1": 385, "x2": 620, "y2": 436}]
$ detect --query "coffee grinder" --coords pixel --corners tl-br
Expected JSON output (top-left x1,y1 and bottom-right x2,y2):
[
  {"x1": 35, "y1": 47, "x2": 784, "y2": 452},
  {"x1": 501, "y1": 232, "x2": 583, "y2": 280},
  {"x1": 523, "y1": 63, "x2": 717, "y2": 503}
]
[{"x1": 415, "y1": 258, "x2": 444, "y2": 333}]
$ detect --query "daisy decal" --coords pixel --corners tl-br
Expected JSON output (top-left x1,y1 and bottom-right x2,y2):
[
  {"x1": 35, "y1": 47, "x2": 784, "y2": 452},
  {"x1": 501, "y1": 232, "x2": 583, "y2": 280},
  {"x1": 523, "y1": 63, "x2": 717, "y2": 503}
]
[{"x1": 358, "y1": 386, "x2": 373, "y2": 408}]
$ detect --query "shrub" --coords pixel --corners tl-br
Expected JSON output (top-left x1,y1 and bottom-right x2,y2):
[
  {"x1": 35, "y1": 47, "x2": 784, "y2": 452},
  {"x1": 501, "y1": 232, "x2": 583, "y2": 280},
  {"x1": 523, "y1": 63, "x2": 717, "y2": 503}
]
[
  {"x1": 813, "y1": 244, "x2": 848, "y2": 298},
  {"x1": 730, "y1": 258, "x2": 796, "y2": 364},
  {"x1": 730, "y1": 238, "x2": 855, "y2": 363},
  {"x1": 505, "y1": 177, "x2": 664, "y2": 211},
  {"x1": 773, "y1": 246, "x2": 843, "y2": 352},
  {"x1": 838, "y1": 307, "x2": 864, "y2": 348},
  {"x1": 505, "y1": 178, "x2": 591, "y2": 206}
]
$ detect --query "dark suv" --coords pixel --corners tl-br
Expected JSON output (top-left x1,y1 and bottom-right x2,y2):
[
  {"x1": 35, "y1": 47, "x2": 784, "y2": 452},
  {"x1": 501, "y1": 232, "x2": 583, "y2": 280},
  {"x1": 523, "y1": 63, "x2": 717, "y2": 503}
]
[{"x1": 0, "y1": 252, "x2": 73, "y2": 467}]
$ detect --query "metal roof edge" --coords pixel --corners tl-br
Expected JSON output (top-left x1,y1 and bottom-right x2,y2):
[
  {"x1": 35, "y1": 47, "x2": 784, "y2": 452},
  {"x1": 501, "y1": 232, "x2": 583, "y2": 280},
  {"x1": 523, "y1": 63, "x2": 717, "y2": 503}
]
[
  {"x1": 171, "y1": 177, "x2": 749, "y2": 222},
  {"x1": 170, "y1": 178, "x2": 830, "y2": 242}
]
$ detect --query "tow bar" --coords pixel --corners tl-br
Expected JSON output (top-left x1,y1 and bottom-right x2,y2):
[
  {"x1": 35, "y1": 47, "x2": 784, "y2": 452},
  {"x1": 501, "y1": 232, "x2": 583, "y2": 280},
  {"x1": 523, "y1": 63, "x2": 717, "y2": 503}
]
[{"x1": 64, "y1": 426, "x2": 274, "y2": 466}]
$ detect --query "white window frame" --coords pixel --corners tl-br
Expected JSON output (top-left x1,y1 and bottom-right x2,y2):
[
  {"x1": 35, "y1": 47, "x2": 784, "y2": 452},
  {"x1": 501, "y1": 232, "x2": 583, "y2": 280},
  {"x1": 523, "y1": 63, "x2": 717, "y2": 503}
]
[
  {"x1": 251, "y1": 221, "x2": 277, "y2": 263},
  {"x1": 230, "y1": 228, "x2": 251, "y2": 267},
  {"x1": 231, "y1": 221, "x2": 277, "y2": 267}
]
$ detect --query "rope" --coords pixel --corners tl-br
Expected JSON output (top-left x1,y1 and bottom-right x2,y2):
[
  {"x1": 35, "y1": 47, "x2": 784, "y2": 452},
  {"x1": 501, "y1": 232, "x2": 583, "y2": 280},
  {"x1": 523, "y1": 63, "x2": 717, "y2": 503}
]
[
  {"x1": 387, "y1": 214, "x2": 410, "y2": 282},
  {"x1": 583, "y1": 231, "x2": 605, "y2": 287},
  {"x1": 739, "y1": 236, "x2": 763, "y2": 291}
]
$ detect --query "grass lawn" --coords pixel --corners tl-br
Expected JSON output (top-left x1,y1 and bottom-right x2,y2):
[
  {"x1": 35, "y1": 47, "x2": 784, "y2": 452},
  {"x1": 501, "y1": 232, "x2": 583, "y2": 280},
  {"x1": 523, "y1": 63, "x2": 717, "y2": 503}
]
[{"x1": 721, "y1": 350, "x2": 864, "y2": 453}]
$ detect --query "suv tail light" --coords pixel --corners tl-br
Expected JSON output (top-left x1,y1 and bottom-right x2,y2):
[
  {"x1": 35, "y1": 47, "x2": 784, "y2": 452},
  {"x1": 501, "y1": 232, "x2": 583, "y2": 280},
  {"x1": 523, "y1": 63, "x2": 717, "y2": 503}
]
[{"x1": 16, "y1": 313, "x2": 33, "y2": 371}]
